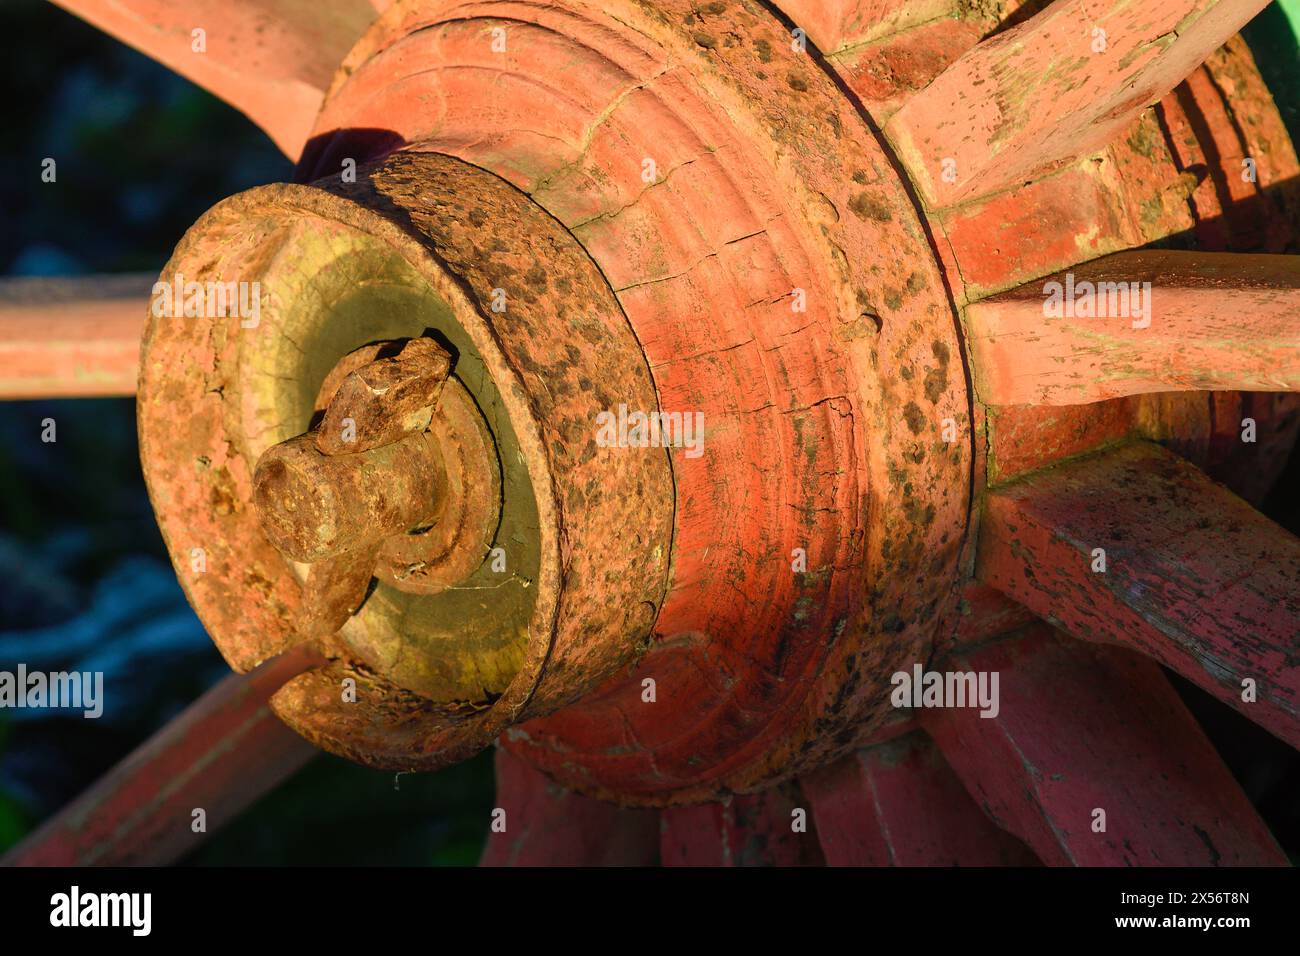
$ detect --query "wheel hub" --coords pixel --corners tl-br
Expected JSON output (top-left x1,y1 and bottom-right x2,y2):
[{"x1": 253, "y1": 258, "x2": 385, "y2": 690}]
[
  {"x1": 138, "y1": 0, "x2": 1297, "y2": 807},
  {"x1": 143, "y1": 0, "x2": 975, "y2": 802},
  {"x1": 140, "y1": 150, "x2": 674, "y2": 769}
]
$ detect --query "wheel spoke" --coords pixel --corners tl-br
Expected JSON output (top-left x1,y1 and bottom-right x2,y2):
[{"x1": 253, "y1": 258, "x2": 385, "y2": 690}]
[
  {"x1": 923, "y1": 626, "x2": 1288, "y2": 866},
  {"x1": 801, "y1": 730, "x2": 1039, "y2": 866},
  {"x1": 885, "y1": 0, "x2": 1271, "y2": 208},
  {"x1": 979, "y1": 440, "x2": 1300, "y2": 748},
  {"x1": 967, "y1": 250, "x2": 1300, "y2": 405},
  {"x1": 480, "y1": 748, "x2": 659, "y2": 866},
  {"x1": 0, "y1": 274, "x2": 150, "y2": 399},
  {"x1": 775, "y1": 0, "x2": 952, "y2": 55},
  {"x1": 0, "y1": 647, "x2": 318, "y2": 866},
  {"x1": 48, "y1": 0, "x2": 381, "y2": 158},
  {"x1": 660, "y1": 784, "x2": 823, "y2": 866}
]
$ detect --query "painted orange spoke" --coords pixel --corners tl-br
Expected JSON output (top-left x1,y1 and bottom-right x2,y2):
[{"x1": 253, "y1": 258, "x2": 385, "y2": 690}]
[
  {"x1": 1, "y1": 647, "x2": 318, "y2": 866},
  {"x1": 801, "y1": 731, "x2": 1039, "y2": 866},
  {"x1": 659, "y1": 784, "x2": 823, "y2": 866},
  {"x1": 776, "y1": 0, "x2": 952, "y2": 54},
  {"x1": 979, "y1": 441, "x2": 1300, "y2": 748},
  {"x1": 480, "y1": 749, "x2": 660, "y2": 866},
  {"x1": 49, "y1": 0, "x2": 381, "y2": 158},
  {"x1": 885, "y1": 0, "x2": 1271, "y2": 209},
  {"x1": 967, "y1": 250, "x2": 1300, "y2": 406},
  {"x1": 923, "y1": 627, "x2": 1287, "y2": 866},
  {"x1": 0, "y1": 274, "x2": 150, "y2": 399}
]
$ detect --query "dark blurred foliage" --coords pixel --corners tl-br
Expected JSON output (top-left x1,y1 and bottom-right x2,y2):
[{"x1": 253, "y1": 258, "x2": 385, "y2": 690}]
[
  {"x1": 0, "y1": 398, "x2": 218, "y2": 838},
  {"x1": 190, "y1": 753, "x2": 493, "y2": 867},
  {"x1": 0, "y1": 0, "x2": 493, "y2": 864},
  {"x1": 0, "y1": 0, "x2": 290, "y2": 276}
]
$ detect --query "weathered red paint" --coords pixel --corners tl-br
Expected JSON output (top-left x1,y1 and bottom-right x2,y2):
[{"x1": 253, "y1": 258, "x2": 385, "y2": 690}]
[
  {"x1": 967, "y1": 250, "x2": 1300, "y2": 406},
  {"x1": 299, "y1": 0, "x2": 970, "y2": 803},
  {"x1": 1159, "y1": 54, "x2": 1299, "y2": 253},
  {"x1": 948, "y1": 582, "x2": 1037, "y2": 652},
  {"x1": 885, "y1": 0, "x2": 1271, "y2": 208},
  {"x1": 1, "y1": 647, "x2": 318, "y2": 866},
  {"x1": 979, "y1": 441, "x2": 1300, "y2": 749},
  {"x1": 49, "y1": 0, "x2": 380, "y2": 157},
  {"x1": 933, "y1": 34, "x2": 1298, "y2": 297},
  {"x1": 11, "y1": 0, "x2": 1300, "y2": 867},
  {"x1": 923, "y1": 627, "x2": 1288, "y2": 866},
  {"x1": 1201, "y1": 391, "x2": 1300, "y2": 506},
  {"x1": 939, "y1": 162, "x2": 1145, "y2": 304},
  {"x1": 984, "y1": 376, "x2": 1300, "y2": 495},
  {"x1": 659, "y1": 783, "x2": 823, "y2": 866},
  {"x1": 985, "y1": 399, "x2": 1143, "y2": 485},
  {"x1": 480, "y1": 748, "x2": 660, "y2": 866},
  {"x1": 802, "y1": 731, "x2": 1039, "y2": 866},
  {"x1": 776, "y1": 0, "x2": 952, "y2": 56},
  {"x1": 0, "y1": 274, "x2": 149, "y2": 398},
  {"x1": 830, "y1": 16, "x2": 985, "y2": 122}
]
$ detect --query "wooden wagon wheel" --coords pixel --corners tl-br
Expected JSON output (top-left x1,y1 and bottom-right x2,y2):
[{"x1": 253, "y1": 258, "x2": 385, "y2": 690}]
[{"x1": 3, "y1": 0, "x2": 1298, "y2": 867}]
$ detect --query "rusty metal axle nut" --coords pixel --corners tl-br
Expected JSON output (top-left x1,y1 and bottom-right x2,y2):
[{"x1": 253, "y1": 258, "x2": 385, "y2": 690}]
[
  {"x1": 249, "y1": 336, "x2": 464, "y2": 640},
  {"x1": 252, "y1": 431, "x2": 444, "y2": 563},
  {"x1": 252, "y1": 336, "x2": 454, "y2": 565},
  {"x1": 315, "y1": 336, "x2": 452, "y2": 455}
]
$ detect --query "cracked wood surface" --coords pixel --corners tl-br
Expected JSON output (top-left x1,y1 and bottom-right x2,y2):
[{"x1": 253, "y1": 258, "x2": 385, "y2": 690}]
[
  {"x1": 884, "y1": 0, "x2": 1271, "y2": 209},
  {"x1": 922, "y1": 627, "x2": 1287, "y2": 866},
  {"x1": 979, "y1": 440, "x2": 1300, "y2": 748},
  {"x1": 302, "y1": 0, "x2": 969, "y2": 801},
  {"x1": 966, "y1": 250, "x2": 1300, "y2": 405}
]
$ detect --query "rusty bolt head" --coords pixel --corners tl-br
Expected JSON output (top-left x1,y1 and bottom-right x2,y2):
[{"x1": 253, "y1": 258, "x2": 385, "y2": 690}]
[
  {"x1": 252, "y1": 337, "x2": 461, "y2": 641},
  {"x1": 316, "y1": 337, "x2": 452, "y2": 455},
  {"x1": 252, "y1": 431, "x2": 443, "y2": 563},
  {"x1": 252, "y1": 336, "x2": 453, "y2": 566}
]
